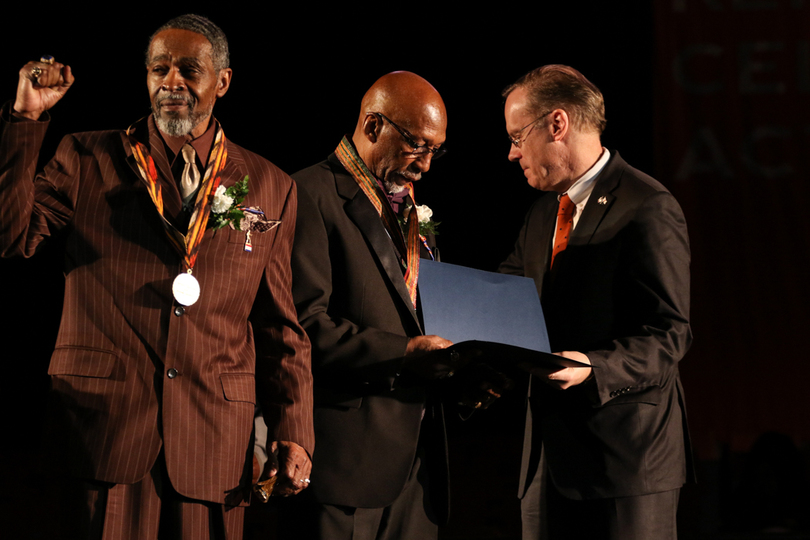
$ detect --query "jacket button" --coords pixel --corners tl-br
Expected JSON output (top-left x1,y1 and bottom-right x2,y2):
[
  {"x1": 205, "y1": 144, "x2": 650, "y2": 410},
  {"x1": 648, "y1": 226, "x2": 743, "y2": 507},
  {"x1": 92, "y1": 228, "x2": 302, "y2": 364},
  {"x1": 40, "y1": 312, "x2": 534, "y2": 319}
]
[
  {"x1": 174, "y1": 306, "x2": 185, "y2": 317},
  {"x1": 167, "y1": 368, "x2": 178, "y2": 379}
]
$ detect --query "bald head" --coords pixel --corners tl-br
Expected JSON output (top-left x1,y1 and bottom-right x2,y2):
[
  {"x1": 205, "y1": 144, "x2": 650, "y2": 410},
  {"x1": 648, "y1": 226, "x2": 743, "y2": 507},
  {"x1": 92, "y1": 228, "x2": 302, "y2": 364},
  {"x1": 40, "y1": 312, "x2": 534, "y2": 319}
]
[
  {"x1": 356, "y1": 71, "x2": 447, "y2": 134},
  {"x1": 352, "y1": 72, "x2": 447, "y2": 188}
]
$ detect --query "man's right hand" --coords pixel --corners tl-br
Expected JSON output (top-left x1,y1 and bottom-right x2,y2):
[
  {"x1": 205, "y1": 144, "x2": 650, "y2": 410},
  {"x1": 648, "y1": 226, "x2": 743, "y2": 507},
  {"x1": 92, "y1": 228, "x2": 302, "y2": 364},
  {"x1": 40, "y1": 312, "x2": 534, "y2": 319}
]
[
  {"x1": 405, "y1": 335, "x2": 452, "y2": 357},
  {"x1": 401, "y1": 335, "x2": 465, "y2": 380},
  {"x1": 14, "y1": 58, "x2": 73, "y2": 121}
]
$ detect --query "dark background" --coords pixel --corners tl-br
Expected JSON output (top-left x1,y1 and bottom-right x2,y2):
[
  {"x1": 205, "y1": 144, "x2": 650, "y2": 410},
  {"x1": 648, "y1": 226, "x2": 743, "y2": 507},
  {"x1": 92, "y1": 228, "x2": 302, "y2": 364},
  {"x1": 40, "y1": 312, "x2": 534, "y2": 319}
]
[{"x1": 2, "y1": 2, "x2": 809, "y2": 538}]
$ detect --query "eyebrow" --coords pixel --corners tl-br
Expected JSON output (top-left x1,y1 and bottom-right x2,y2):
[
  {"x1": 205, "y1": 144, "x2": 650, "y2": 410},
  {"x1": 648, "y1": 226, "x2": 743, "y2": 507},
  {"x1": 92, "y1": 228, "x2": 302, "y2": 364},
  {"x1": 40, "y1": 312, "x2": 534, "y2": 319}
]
[{"x1": 148, "y1": 55, "x2": 205, "y2": 69}]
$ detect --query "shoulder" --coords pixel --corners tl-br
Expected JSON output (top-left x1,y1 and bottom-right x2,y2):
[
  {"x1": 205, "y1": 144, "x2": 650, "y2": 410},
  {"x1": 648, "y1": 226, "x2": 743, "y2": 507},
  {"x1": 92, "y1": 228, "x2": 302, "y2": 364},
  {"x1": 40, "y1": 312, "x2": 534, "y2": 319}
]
[
  {"x1": 602, "y1": 152, "x2": 673, "y2": 201},
  {"x1": 68, "y1": 129, "x2": 126, "y2": 147},
  {"x1": 292, "y1": 156, "x2": 342, "y2": 188},
  {"x1": 602, "y1": 153, "x2": 687, "y2": 233},
  {"x1": 292, "y1": 155, "x2": 349, "y2": 202},
  {"x1": 228, "y1": 139, "x2": 294, "y2": 189},
  {"x1": 40, "y1": 130, "x2": 130, "y2": 163}
]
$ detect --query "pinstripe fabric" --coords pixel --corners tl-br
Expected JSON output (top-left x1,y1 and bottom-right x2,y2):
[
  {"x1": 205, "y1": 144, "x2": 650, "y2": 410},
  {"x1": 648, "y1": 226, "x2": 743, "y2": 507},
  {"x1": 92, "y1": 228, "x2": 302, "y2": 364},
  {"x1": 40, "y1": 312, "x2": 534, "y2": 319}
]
[
  {"x1": 78, "y1": 464, "x2": 246, "y2": 540},
  {"x1": 0, "y1": 108, "x2": 313, "y2": 507}
]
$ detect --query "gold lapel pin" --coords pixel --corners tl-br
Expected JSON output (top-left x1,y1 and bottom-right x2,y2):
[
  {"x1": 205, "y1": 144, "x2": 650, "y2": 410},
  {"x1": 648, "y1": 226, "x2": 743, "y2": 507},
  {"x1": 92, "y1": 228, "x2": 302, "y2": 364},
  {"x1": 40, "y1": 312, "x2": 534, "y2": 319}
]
[{"x1": 598, "y1": 196, "x2": 607, "y2": 205}]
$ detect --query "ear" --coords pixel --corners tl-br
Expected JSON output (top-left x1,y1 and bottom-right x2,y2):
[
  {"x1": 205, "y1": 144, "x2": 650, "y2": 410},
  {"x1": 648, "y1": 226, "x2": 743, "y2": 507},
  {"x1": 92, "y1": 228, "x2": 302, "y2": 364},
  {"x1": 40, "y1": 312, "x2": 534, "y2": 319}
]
[
  {"x1": 548, "y1": 109, "x2": 569, "y2": 141},
  {"x1": 362, "y1": 113, "x2": 383, "y2": 143},
  {"x1": 216, "y1": 68, "x2": 233, "y2": 98}
]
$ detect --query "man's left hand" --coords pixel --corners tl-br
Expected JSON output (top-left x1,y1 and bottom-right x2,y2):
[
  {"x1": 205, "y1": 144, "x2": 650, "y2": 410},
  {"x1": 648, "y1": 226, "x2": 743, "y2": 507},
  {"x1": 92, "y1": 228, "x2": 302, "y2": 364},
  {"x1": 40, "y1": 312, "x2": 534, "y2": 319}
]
[
  {"x1": 544, "y1": 351, "x2": 592, "y2": 390},
  {"x1": 263, "y1": 440, "x2": 312, "y2": 496},
  {"x1": 451, "y1": 362, "x2": 514, "y2": 410}
]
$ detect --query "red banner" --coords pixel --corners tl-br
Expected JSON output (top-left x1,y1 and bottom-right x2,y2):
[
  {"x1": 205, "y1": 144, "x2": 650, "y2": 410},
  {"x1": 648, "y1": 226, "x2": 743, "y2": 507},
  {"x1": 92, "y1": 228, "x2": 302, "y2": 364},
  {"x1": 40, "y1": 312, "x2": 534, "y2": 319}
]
[{"x1": 655, "y1": 0, "x2": 810, "y2": 457}]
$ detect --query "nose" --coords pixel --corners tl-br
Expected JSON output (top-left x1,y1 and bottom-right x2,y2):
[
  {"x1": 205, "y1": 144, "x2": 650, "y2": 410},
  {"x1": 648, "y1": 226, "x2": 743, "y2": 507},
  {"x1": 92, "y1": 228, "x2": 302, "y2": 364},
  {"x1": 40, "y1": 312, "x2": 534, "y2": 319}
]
[
  {"x1": 162, "y1": 68, "x2": 186, "y2": 92},
  {"x1": 412, "y1": 152, "x2": 433, "y2": 173},
  {"x1": 508, "y1": 143, "x2": 521, "y2": 162}
]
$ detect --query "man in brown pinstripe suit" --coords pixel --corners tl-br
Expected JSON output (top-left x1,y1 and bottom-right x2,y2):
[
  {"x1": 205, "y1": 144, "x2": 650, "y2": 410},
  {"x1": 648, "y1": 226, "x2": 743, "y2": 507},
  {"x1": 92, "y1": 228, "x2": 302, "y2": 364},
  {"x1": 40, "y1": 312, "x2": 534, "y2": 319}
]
[{"x1": 0, "y1": 14, "x2": 312, "y2": 540}]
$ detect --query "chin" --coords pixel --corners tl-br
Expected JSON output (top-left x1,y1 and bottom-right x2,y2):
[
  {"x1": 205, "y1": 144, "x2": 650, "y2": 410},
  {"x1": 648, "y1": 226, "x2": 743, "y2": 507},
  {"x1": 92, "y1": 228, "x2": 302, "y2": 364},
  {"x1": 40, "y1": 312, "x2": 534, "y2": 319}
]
[
  {"x1": 526, "y1": 177, "x2": 544, "y2": 191},
  {"x1": 155, "y1": 113, "x2": 194, "y2": 138},
  {"x1": 529, "y1": 173, "x2": 559, "y2": 192},
  {"x1": 379, "y1": 175, "x2": 408, "y2": 193}
]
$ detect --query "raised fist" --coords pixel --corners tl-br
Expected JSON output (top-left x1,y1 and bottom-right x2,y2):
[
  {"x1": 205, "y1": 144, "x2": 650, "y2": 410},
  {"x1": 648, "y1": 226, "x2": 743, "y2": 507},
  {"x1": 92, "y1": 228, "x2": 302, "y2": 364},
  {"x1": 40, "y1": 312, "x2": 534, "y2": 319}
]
[{"x1": 14, "y1": 56, "x2": 74, "y2": 120}]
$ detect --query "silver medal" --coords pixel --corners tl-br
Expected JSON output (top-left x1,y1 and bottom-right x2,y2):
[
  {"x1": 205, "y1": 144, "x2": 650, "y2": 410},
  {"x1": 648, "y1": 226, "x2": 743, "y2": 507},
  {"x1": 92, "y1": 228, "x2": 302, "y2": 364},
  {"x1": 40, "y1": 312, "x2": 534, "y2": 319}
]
[{"x1": 172, "y1": 272, "x2": 200, "y2": 306}]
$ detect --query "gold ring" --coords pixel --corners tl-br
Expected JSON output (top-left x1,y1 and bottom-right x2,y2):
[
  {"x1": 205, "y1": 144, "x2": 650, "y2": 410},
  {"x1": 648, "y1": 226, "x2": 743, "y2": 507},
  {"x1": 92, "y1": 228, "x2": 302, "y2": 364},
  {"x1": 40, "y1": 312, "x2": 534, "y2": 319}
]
[
  {"x1": 30, "y1": 67, "x2": 42, "y2": 78},
  {"x1": 40, "y1": 55, "x2": 54, "y2": 65}
]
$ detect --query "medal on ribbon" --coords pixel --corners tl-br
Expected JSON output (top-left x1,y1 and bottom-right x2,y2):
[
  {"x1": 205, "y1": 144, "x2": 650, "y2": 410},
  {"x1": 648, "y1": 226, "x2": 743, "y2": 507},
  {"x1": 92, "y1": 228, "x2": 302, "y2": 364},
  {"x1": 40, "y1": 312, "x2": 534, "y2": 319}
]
[{"x1": 127, "y1": 120, "x2": 229, "y2": 306}]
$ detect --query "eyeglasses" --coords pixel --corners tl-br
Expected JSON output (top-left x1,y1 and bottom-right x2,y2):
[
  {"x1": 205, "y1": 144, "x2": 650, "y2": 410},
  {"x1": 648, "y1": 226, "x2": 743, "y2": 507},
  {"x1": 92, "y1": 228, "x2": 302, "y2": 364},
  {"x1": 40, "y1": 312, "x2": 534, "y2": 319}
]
[
  {"x1": 508, "y1": 110, "x2": 552, "y2": 148},
  {"x1": 374, "y1": 112, "x2": 446, "y2": 159}
]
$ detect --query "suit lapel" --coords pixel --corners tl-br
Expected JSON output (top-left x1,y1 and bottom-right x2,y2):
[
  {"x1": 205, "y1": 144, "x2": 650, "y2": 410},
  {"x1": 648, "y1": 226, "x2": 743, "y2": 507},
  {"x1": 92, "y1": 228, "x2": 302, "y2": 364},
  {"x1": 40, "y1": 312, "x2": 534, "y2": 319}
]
[
  {"x1": 546, "y1": 153, "x2": 623, "y2": 284},
  {"x1": 568, "y1": 153, "x2": 623, "y2": 249},
  {"x1": 147, "y1": 117, "x2": 184, "y2": 220},
  {"x1": 333, "y1": 158, "x2": 421, "y2": 330},
  {"x1": 535, "y1": 195, "x2": 558, "y2": 273},
  {"x1": 124, "y1": 116, "x2": 184, "y2": 224},
  {"x1": 196, "y1": 140, "x2": 246, "y2": 248},
  {"x1": 218, "y1": 142, "x2": 247, "y2": 195}
]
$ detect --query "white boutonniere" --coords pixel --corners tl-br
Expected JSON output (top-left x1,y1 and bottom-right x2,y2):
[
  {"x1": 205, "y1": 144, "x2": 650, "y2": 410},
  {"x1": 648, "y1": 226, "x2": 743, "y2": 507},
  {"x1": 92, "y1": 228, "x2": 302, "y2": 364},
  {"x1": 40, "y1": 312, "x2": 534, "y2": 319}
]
[
  {"x1": 210, "y1": 176, "x2": 249, "y2": 230},
  {"x1": 401, "y1": 204, "x2": 440, "y2": 236}
]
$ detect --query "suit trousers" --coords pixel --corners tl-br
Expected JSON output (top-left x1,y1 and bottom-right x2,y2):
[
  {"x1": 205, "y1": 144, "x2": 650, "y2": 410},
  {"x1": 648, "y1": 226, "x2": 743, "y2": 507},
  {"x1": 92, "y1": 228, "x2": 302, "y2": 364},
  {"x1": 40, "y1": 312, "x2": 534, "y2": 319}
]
[
  {"x1": 278, "y1": 446, "x2": 437, "y2": 540},
  {"x1": 521, "y1": 450, "x2": 679, "y2": 540},
  {"x1": 62, "y1": 454, "x2": 244, "y2": 540}
]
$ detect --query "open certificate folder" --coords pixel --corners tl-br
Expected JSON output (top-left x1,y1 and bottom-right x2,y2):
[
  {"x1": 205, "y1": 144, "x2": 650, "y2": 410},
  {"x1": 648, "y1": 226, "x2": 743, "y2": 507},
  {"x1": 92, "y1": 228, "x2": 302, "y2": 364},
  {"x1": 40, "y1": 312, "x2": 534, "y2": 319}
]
[{"x1": 417, "y1": 259, "x2": 591, "y2": 375}]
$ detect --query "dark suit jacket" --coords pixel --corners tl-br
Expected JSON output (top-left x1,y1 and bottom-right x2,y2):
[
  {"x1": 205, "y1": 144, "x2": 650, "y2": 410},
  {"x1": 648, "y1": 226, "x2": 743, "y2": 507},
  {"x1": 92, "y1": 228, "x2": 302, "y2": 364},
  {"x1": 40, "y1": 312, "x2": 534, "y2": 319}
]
[
  {"x1": 0, "y1": 109, "x2": 314, "y2": 505},
  {"x1": 499, "y1": 152, "x2": 693, "y2": 500},
  {"x1": 291, "y1": 153, "x2": 448, "y2": 519}
]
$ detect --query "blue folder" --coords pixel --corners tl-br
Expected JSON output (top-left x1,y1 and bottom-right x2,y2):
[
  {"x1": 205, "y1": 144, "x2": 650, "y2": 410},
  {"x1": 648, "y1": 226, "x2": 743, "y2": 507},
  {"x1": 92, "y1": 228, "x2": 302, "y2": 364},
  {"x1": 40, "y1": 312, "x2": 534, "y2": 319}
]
[{"x1": 418, "y1": 260, "x2": 590, "y2": 372}]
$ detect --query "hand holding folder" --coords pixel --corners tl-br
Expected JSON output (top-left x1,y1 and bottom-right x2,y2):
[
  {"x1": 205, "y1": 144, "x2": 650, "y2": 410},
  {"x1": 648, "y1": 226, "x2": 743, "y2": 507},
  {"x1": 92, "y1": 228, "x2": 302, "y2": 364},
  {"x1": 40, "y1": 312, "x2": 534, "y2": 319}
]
[{"x1": 417, "y1": 260, "x2": 592, "y2": 384}]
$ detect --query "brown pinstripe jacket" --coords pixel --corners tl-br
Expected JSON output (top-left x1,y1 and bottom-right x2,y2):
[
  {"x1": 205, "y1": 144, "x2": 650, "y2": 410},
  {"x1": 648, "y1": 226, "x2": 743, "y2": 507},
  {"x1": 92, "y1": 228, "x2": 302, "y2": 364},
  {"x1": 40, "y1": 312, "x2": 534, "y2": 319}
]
[{"x1": 0, "y1": 108, "x2": 313, "y2": 505}]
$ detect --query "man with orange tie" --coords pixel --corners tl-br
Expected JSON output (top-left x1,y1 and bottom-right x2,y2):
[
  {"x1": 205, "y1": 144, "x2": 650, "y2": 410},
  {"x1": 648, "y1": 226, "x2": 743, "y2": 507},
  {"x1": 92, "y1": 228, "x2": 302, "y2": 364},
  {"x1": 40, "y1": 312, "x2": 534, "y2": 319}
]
[{"x1": 499, "y1": 64, "x2": 694, "y2": 540}]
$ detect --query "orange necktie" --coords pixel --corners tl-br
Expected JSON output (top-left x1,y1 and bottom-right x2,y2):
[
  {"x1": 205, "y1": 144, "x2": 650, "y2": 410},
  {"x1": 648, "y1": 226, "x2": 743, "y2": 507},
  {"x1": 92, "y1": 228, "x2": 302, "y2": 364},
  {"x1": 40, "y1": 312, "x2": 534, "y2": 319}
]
[{"x1": 551, "y1": 194, "x2": 574, "y2": 269}]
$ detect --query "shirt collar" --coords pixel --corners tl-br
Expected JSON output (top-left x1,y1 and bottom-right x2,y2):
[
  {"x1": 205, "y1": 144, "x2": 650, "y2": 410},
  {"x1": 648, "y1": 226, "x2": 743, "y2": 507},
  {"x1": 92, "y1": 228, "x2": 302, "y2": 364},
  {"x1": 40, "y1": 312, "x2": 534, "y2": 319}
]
[
  {"x1": 157, "y1": 117, "x2": 217, "y2": 168},
  {"x1": 565, "y1": 148, "x2": 610, "y2": 205}
]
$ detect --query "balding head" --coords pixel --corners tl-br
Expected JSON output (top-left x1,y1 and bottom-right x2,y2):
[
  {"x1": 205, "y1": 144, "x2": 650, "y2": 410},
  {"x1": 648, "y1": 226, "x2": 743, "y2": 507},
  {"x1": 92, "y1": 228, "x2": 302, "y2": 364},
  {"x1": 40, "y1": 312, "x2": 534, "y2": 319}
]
[
  {"x1": 356, "y1": 72, "x2": 447, "y2": 134},
  {"x1": 352, "y1": 72, "x2": 447, "y2": 189}
]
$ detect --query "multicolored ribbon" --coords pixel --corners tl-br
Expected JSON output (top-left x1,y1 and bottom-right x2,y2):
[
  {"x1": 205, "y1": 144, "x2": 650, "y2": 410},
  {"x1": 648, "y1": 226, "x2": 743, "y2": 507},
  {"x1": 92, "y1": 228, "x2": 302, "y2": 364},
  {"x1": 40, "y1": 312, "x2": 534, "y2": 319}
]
[
  {"x1": 335, "y1": 136, "x2": 420, "y2": 308},
  {"x1": 405, "y1": 183, "x2": 435, "y2": 261},
  {"x1": 127, "y1": 119, "x2": 229, "y2": 273}
]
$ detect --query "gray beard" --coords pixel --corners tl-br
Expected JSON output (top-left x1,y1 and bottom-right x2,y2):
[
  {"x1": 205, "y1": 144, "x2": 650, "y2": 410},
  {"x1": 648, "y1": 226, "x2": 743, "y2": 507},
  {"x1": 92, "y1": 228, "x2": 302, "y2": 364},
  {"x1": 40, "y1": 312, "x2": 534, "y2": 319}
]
[
  {"x1": 154, "y1": 114, "x2": 194, "y2": 137},
  {"x1": 152, "y1": 92, "x2": 208, "y2": 137},
  {"x1": 383, "y1": 179, "x2": 408, "y2": 194}
]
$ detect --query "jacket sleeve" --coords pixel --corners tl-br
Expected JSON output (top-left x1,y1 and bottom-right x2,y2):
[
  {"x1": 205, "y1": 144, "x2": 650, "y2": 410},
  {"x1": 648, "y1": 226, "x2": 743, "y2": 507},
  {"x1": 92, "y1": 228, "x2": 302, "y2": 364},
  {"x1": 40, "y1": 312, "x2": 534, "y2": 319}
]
[
  {"x1": 0, "y1": 105, "x2": 76, "y2": 258},
  {"x1": 252, "y1": 179, "x2": 315, "y2": 456},
  {"x1": 585, "y1": 190, "x2": 692, "y2": 406}
]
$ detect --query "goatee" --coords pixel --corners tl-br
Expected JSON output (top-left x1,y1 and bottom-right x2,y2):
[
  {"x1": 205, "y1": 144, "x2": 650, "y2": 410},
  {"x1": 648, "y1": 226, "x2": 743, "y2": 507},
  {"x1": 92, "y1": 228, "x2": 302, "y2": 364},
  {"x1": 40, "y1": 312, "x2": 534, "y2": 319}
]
[
  {"x1": 155, "y1": 115, "x2": 194, "y2": 138},
  {"x1": 383, "y1": 179, "x2": 408, "y2": 194},
  {"x1": 152, "y1": 92, "x2": 208, "y2": 137}
]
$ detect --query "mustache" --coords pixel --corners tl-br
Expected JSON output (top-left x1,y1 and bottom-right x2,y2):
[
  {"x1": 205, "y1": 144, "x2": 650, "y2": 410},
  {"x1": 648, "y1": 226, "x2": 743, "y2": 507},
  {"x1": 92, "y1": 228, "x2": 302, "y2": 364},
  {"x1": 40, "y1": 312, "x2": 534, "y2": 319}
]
[{"x1": 156, "y1": 92, "x2": 196, "y2": 109}]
